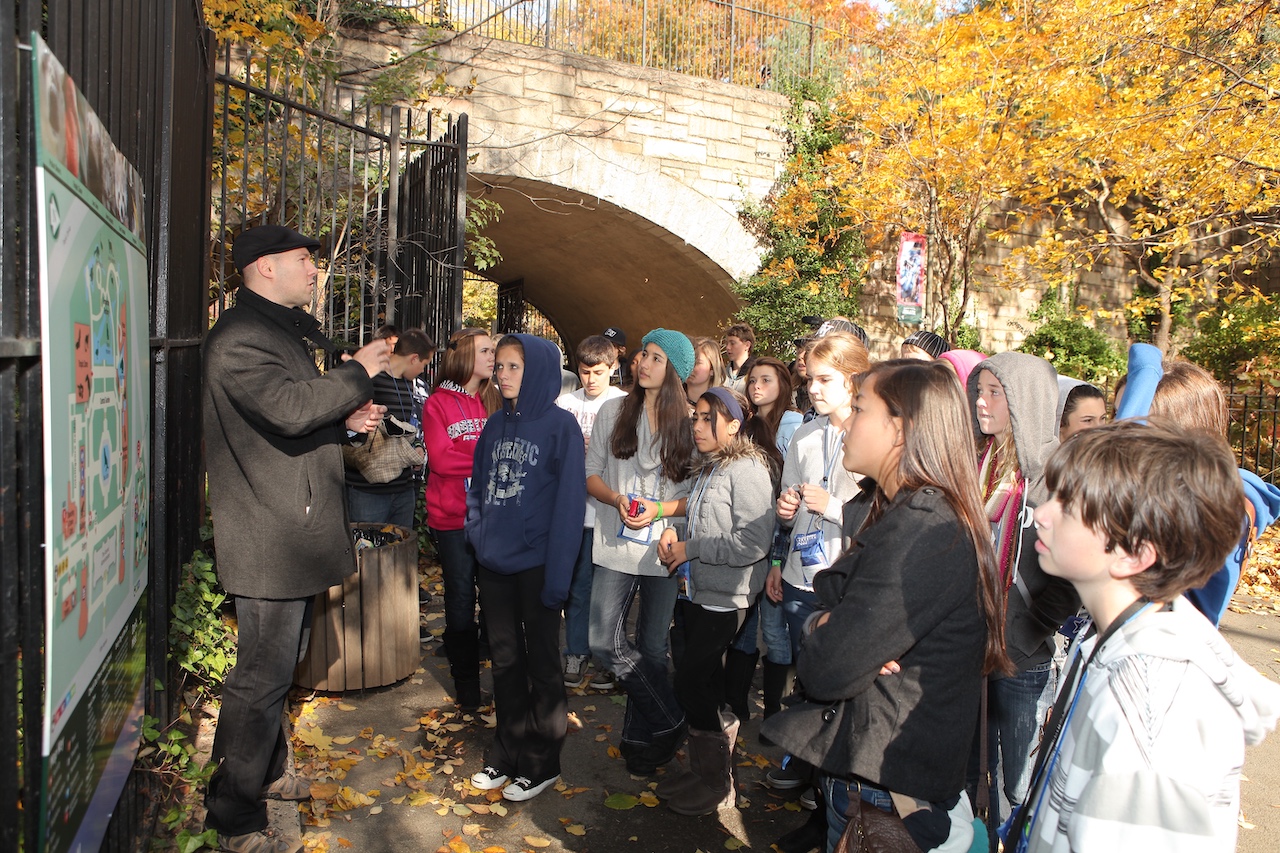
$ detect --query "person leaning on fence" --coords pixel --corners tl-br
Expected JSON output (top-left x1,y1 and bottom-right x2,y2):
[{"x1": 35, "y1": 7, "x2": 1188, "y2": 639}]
[{"x1": 202, "y1": 225, "x2": 390, "y2": 853}]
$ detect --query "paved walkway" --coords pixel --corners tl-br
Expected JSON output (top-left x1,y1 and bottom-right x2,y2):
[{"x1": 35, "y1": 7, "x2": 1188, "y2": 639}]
[{"x1": 273, "y1": 589, "x2": 1280, "y2": 853}]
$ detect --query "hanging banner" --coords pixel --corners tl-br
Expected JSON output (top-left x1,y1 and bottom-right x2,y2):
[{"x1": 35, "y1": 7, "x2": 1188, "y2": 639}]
[
  {"x1": 33, "y1": 35, "x2": 150, "y2": 853},
  {"x1": 895, "y1": 232, "x2": 927, "y2": 325}
]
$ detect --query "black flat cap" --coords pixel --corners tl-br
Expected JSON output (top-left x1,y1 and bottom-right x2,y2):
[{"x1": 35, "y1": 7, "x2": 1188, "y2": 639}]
[{"x1": 233, "y1": 225, "x2": 320, "y2": 272}]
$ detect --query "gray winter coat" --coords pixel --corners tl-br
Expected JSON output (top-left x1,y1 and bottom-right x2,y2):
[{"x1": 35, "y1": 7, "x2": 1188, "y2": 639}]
[
  {"x1": 681, "y1": 440, "x2": 775, "y2": 609},
  {"x1": 760, "y1": 487, "x2": 986, "y2": 801},
  {"x1": 203, "y1": 285, "x2": 374, "y2": 599}
]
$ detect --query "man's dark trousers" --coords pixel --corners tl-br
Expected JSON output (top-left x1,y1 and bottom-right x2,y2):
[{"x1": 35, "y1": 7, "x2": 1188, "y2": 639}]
[{"x1": 204, "y1": 597, "x2": 313, "y2": 835}]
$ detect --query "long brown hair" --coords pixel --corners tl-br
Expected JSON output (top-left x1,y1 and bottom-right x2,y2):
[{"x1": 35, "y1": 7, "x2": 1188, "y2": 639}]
[
  {"x1": 745, "y1": 356, "x2": 796, "y2": 435},
  {"x1": 611, "y1": 359, "x2": 694, "y2": 483},
  {"x1": 435, "y1": 327, "x2": 498, "y2": 414},
  {"x1": 866, "y1": 359, "x2": 1012, "y2": 676}
]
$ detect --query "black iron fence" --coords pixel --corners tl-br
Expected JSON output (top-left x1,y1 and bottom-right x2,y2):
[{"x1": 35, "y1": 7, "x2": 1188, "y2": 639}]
[
  {"x1": 211, "y1": 44, "x2": 468, "y2": 352},
  {"x1": 1, "y1": 1, "x2": 213, "y2": 851},
  {"x1": 1227, "y1": 379, "x2": 1279, "y2": 484},
  {"x1": 396, "y1": 0, "x2": 854, "y2": 90}
]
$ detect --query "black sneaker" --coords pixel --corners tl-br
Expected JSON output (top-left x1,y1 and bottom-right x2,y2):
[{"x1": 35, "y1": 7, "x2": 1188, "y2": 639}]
[{"x1": 501, "y1": 774, "x2": 560, "y2": 802}]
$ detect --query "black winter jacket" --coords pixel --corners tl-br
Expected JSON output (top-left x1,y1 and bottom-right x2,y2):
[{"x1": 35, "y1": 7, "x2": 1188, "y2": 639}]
[
  {"x1": 203, "y1": 286, "x2": 373, "y2": 599},
  {"x1": 760, "y1": 486, "x2": 986, "y2": 801}
]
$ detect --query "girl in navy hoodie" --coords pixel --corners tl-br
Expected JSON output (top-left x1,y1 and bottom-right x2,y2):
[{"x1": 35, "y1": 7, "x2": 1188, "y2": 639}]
[{"x1": 465, "y1": 334, "x2": 586, "y2": 802}]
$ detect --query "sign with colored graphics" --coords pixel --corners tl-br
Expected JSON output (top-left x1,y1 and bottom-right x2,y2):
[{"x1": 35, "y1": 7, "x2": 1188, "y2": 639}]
[{"x1": 33, "y1": 35, "x2": 150, "y2": 853}]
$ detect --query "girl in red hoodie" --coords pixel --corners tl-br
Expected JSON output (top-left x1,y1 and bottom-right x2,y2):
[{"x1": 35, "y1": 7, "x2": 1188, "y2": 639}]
[{"x1": 423, "y1": 327, "x2": 496, "y2": 710}]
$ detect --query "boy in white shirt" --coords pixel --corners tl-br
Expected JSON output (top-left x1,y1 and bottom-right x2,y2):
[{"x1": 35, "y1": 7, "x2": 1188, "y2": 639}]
[
  {"x1": 1011, "y1": 421, "x2": 1280, "y2": 853},
  {"x1": 556, "y1": 336, "x2": 627, "y2": 689}
]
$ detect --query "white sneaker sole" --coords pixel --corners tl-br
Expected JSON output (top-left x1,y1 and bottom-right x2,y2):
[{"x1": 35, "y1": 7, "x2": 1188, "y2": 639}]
[{"x1": 502, "y1": 775, "x2": 560, "y2": 802}]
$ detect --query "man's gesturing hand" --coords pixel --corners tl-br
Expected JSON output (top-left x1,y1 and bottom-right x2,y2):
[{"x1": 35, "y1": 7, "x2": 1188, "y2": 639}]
[{"x1": 346, "y1": 401, "x2": 387, "y2": 434}]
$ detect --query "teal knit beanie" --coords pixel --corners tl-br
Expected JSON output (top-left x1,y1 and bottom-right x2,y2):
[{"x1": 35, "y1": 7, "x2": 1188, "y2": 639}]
[{"x1": 641, "y1": 328, "x2": 696, "y2": 382}]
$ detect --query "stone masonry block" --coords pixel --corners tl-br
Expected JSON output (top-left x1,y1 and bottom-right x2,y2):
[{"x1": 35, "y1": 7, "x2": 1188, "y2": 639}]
[
  {"x1": 688, "y1": 116, "x2": 740, "y2": 143},
  {"x1": 600, "y1": 96, "x2": 664, "y2": 119},
  {"x1": 523, "y1": 68, "x2": 578, "y2": 98},
  {"x1": 627, "y1": 117, "x2": 688, "y2": 141},
  {"x1": 578, "y1": 69, "x2": 653, "y2": 98},
  {"x1": 645, "y1": 137, "x2": 708, "y2": 164},
  {"x1": 665, "y1": 96, "x2": 735, "y2": 122}
]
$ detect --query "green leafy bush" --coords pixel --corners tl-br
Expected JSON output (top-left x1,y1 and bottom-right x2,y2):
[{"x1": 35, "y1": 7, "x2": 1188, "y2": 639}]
[
  {"x1": 1180, "y1": 289, "x2": 1280, "y2": 383},
  {"x1": 1017, "y1": 292, "x2": 1124, "y2": 382}
]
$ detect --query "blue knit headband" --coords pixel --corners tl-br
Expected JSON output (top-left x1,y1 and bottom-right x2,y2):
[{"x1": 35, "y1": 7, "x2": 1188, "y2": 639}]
[{"x1": 704, "y1": 386, "x2": 745, "y2": 424}]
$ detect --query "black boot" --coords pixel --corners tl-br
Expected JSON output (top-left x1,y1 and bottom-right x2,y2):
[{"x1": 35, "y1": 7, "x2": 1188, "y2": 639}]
[
  {"x1": 722, "y1": 650, "x2": 759, "y2": 722},
  {"x1": 759, "y1": 660, "x2": 793, "y2": 744}
]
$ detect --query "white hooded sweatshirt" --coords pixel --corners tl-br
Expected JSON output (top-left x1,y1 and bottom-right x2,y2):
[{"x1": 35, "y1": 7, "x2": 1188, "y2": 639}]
[{"x1": 1025, "y1": 596, "x2": 1280, "y2": 853}]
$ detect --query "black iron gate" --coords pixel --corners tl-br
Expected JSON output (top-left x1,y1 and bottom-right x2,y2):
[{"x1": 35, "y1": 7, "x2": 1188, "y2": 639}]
[
  {"x1": 0, "y1": 1, "x2": 213, "y2": 850},
  {"x1": 210, "y1": 44, "x2": 467, "y2": 351}
]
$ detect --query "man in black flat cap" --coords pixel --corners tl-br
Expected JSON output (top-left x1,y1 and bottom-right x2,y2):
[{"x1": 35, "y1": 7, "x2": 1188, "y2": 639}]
[{"x1": 202, "y1": 225, "x2": 390, "y2": 853}]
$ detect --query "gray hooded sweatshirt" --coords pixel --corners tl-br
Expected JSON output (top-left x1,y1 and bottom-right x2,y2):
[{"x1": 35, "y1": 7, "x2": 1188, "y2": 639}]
[{"x1": 967, "y1": 352, "x2": 1080, "y2": 670}]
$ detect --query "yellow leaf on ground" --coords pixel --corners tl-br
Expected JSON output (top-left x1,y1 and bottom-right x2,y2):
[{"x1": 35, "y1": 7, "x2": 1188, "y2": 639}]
[
  {"x1": 565, "y1": 824, "x2": 586, "y2": 836},
  {"x1": 337, "y1": 840, "x2": 353, "y2": 849},
  {"x1": 524, "y1": 837, "x2": 551, "y2": 848},
  {"x1": 310, "y1": 782, "x2": 340, "y2": 800},
  {"x1": 448, "y1": 840, "x2": 472, "y2": 853},
  {"x1": 402, "y1": 724, "x2": 422, "y2": 733},
  {"x1": 296, "y1": 726, "x2": 334, "y2": 751},
  {"x1": 331, "y1": 736, "x2": 357, "y2": 745},
  {"x1": 489, "y1": 802, "x2": 508, "y2": 816},
  {"x1": 724, "y1": 839, "x2": 745, "y2": 850},
  {"x1": 638, "y1": 792, "x2": 659, "y2": 808},
  {"x1": 369, "y1": 806, "x2": 382, "y2": 815},
  {"x1": 337, "y1": 703, "x2": 356, "y2": 711},
  {"x1": 462, "y1": 823, "x2": 486, "y2": 837}
]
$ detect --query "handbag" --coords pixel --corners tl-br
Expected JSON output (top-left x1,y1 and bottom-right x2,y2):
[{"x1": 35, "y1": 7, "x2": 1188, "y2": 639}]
[
  {"x1": 833, "y1": 782, "x2": 922, "y2": 853},
  {"x1": 342, "y1": 421, "x2": 424, "y2": 484}
]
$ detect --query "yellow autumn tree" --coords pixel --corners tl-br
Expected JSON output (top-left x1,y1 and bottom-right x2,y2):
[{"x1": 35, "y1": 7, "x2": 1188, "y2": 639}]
[
  {"x1": 999, "y1": 0, "x2": 1280, "y2": 352},
  {"x1": 782, "y1": 0, "x2": 1042, "y2": 340}
]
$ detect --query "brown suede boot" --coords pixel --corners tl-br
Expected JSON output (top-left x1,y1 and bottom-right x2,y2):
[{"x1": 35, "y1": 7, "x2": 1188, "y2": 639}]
[{"x1": 668, "y1": 712, "x2": 739, "y2": 815}]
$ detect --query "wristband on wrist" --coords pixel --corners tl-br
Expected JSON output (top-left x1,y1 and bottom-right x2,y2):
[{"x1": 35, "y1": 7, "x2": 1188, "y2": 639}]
[{"x1": 655, "y1": 501, "x2": 664, "y2": 520}]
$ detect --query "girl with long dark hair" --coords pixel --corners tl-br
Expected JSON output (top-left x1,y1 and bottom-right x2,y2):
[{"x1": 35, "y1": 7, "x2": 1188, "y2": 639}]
[
  {"x1": 586, "y1": 329, "x2": 697, "y2": 775},
  {"x1": 763, "y1": 360, "x2": 1010, "y2": 853}
]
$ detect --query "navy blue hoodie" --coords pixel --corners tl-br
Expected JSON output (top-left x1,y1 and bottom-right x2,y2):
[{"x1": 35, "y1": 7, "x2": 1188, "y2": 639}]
[{"x1": 465, "y1": 334, "x2": 587, "y2": 608}]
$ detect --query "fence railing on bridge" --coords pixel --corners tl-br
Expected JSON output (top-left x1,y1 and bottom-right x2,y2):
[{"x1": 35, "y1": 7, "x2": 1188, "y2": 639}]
[
  {"x1": 399, "y1": 0, "x2": 853, "y2": 90},
  {"x1": 1228, "y1": 379, "x2": 1279, "y2": 484}
]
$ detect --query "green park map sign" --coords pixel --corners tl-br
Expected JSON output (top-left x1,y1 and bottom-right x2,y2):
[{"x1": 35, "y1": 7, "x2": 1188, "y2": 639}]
[{"x1": 33, "y1": 35, "x2": 150, "y2": 853}]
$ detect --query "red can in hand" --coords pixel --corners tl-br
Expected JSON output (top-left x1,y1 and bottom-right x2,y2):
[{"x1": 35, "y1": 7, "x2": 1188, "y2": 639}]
[{"x1": 628, "y1": 498, "x2": 644, "y2": 518}]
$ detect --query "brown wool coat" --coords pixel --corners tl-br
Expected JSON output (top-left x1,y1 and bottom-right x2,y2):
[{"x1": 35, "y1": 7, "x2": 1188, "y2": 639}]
[{"x1": 203, "y1": 286, "x2": 373, "y2": 599}]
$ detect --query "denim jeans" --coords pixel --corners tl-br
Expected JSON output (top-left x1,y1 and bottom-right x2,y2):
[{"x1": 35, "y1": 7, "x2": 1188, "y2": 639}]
[
  {"x1": 781, "y1": 581, "x2": 819, "y2": 661},
  {"x1": 430, "y1": 527, "x2": 479, "y2": 634},
  {"x1": 967, "y1": 662, "x2": 1053, "y2": 841},
  {"x1": 588, "y1": 566, "x2": 684, "y2": 745},
  {"x1": 821, "y1": 775, "x2": 896, "y2": 853},
  {"x1": 562, "y1": 528, "x2": 594, "y2": 658},
  {"x1": 733, "y1": 592, "x2": 793, "y2": 664},
  {"x1": 205, "y1": 597, "x2": 313, "y2": 835},
  {"x1": 346, "y1": 484, "x2": 416, "y2": 529},
  {"x1": 478, "y1": 564, "x2": 566, "y2": 781}
]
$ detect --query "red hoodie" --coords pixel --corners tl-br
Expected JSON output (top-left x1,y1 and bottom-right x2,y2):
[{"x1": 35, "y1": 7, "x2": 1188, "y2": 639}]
[{"x1": 422, "y1": 381, "x2": 488, "y2": 530}]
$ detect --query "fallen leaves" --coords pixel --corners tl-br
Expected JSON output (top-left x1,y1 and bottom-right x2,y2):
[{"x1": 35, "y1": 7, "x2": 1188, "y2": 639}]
[{"x1": 603, "y1": 792, "x2": 639, "y2": 810}]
